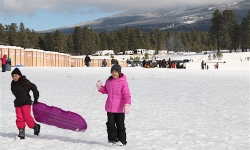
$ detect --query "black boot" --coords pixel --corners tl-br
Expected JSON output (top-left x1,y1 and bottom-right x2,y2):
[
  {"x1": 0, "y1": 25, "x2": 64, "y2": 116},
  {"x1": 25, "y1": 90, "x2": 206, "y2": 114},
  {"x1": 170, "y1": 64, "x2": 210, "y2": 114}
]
[
  {"x1": 18, "y1": 128, "x2": 25, "y2": 139},
  {"x1": 33, "y1": 124, "x2": 41, "y2": 136}
]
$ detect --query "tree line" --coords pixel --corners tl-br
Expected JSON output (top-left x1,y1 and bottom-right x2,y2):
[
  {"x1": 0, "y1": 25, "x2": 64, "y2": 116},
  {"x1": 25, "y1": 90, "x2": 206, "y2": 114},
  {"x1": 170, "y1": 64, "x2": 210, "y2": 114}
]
[{"x1": 0, "y1": 9, "x2": 249, "y2": 55}]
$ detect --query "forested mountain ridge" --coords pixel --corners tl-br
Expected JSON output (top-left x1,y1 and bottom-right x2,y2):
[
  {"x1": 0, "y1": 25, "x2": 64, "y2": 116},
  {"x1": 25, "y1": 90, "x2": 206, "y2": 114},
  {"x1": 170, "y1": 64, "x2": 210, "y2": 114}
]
[
  {"x1": 1, "y1": 1, "x2": 249, "y2": 56},
  {"x1": 39, "y1": 0, "x2": 250, "y2": 33}
]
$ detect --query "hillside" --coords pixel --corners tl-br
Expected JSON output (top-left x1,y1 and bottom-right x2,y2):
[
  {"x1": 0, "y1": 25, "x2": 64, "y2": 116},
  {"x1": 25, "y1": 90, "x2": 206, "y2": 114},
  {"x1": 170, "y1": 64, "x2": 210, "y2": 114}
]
[{"x1": 39, "y1": 0, "x2": 250, "y2": 34}]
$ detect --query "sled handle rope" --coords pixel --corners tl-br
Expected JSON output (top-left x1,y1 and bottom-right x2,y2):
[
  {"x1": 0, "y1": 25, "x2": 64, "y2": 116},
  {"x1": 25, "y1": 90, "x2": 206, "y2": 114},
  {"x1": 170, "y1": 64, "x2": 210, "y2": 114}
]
[
  {"x1": 83, "y1": 86, "x2": 96, "y2": 116},
  {"x1": 83, "y1": 85, "x2": 99, "y2": 123},
  {"x1": 87, "y1": 91, "x2": 99, "y2": 122}
]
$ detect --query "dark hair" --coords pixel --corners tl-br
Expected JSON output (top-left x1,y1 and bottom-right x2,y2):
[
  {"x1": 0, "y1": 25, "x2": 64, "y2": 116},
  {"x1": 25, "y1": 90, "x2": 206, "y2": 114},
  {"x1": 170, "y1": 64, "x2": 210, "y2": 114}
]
[
  {"x1": 108, "y1": 73, "x2": 123, "y2": 80},
  {"x1": 18, "y1": 76, "x2": 30, "y2": 91}
]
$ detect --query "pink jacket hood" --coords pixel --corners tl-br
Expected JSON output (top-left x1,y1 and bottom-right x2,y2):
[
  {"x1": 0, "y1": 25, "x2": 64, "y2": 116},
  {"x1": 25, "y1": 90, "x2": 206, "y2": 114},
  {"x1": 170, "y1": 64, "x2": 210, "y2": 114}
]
[
  {"x1": 99, "y1": 73, "x2": 131, "y2": 113},
  {"x1": 0, "y1": 54, "x2": 7, "y2": 64}
]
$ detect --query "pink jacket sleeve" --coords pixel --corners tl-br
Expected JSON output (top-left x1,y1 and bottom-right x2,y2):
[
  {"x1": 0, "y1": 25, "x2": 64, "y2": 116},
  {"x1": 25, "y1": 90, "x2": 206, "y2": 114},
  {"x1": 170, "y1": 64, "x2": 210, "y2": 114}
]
[
  {"x1": 122, "y1": 81, "x2": 131, "y2": 105},
  {"x1": 98, "y1": 85, "x2": 107, "y2": 94}
]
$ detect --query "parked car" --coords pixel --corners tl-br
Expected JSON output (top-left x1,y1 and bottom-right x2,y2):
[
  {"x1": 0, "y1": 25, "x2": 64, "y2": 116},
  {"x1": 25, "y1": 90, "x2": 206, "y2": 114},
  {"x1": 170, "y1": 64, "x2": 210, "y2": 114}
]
[
  {"x1": 183, "y1": 59, "x2": 190, "y2": 62},
  {"x1": 127, "y1": 60, "x2": 142, "y2": 67}
]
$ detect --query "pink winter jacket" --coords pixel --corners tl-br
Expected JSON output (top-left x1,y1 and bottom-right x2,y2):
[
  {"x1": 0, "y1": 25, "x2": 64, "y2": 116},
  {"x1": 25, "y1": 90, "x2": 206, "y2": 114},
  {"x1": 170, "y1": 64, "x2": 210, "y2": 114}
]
[
  {"x1": 0, "y1": 54, "x2": 7, "y2": 64},
  {"x1": 99, "y1": 73, "x2": 131, "y2": 113}
]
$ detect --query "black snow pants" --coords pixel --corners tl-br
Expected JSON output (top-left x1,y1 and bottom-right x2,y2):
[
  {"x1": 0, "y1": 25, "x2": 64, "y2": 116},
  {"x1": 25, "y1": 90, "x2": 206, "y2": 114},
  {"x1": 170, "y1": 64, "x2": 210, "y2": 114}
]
[
  {"x1": 106, "y1": 112, "x2": 127, "y2": 145},
  {"x1": 2, "y1": 64, "x2": 6, "y2": 72}
]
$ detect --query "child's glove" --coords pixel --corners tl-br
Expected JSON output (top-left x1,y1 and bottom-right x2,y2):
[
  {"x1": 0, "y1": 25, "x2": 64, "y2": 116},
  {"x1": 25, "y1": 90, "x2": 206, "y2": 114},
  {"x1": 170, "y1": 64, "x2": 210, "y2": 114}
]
[
  {"x1": 96, "y1": 81, "x2": 102, "y2": 90},
  {"x1": 123, "y1": 104, "x2": 130, "y2": 114}
]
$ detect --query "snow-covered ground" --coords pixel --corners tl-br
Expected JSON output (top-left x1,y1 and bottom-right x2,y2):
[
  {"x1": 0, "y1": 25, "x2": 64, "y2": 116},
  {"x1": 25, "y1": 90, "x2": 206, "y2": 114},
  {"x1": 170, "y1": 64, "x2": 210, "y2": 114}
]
[{"x1": 0, "y1": 52, "x2": 249, "y2": 150}]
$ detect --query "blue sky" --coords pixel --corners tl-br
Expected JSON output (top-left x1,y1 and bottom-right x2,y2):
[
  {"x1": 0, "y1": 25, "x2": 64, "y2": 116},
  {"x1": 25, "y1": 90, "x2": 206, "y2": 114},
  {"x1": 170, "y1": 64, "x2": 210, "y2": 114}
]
[
  {"x1": 0, "y1": 0, "x2": 240, "y2": 32},
  {"x1": 1, "y1": 9, "x2": 122, "y2": 32}
]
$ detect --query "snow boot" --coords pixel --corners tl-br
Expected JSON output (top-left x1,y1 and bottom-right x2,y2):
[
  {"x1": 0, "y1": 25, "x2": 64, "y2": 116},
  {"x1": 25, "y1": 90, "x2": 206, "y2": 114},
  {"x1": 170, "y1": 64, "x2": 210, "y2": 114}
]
[
  {"x1": 107, "y1": 140, "x2": 116, "y2": 147},
  {"x1": 18, "y1": 128, "x2": 25, "y2": 139},
  {"x1": 116, "y1": 141, "x2": 126, "y2": 146},
  {"x1": 33, "y1": 124, "x2": 40, "y2": 136}
]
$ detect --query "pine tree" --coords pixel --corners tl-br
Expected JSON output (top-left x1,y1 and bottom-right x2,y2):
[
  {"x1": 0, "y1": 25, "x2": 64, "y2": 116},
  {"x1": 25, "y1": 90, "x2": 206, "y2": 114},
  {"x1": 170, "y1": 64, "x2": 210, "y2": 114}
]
[
  {"x1": 107, "y1": 31, "x2": 119, "y2": 52},
  {"x1": 209, "y1": 9, "x2": 224, "y2": 51},
  {"x1": 166, "y1": 32, "x2": 175, "y2": 51},
  {"x1": 231, "y1": 24, "x2": 241, "y2": 52},
  {"x1": 221, "y1": 31, "x2": 231, "y2": 49},
  {"x1": 240, "y1": 10, "x2": 250, "y2": 51},
  {"x1": 66, "y1": 35, "x2": 74, "y2": 54},
  {"x1": 0, "y1": 23, "x2": 8, "y2": 45},
  {"x1": 38, "y1": 35, "x2": 46, "y2": 50},
  {"x1": 149, "y1": 29, "x2": 157, "y2": 50},
  {"x1": 88, "y1": 28, "x2": 98, "y2": 55},
  {"x1": 73, "y1": 26, "x2": 83, "y2": 55},
  {"x1": 174, "y1": 33, "x2": 184, "y2": 52},
  {"x1": 44, "y1": 33, "x2": 54, "y2": 51},
  {"x1": 99, "y1": 31, "x2": 108, "y2": 50},
  {"x1": 82, "y1": 26, "x2": 94, "y2": 54},
  {"x1": 135, "y1": 28, "x2": 145, "y2": 49},
  {"x1": 240, "y1": 17, "x2": 250, "y2": 51},
  {"x1": 221, "y1": 10, "x2": 237, "y2": 50},
  {"x1": 156, "y1": 30, "x2": 166, "y2": 51},
  {"x1": 128, "y1": 29, "x2": 137, "y2": 50},
  {"x1": 27, "y1": 29, "x2": 39, "y2": 48},
  {"x1": 119, "y1": 26, "x2": 129, "y2": 51},
  {"x1": 6, "y1": 23, "x2": 19, "y2": 46},
  {"x1": 143, "y1": 33, "x2": 152, "y2": 50},
  {"x1": 53, "y1": 30, "x2": 64, "y2": 52},
  {"x1": 18, "y1": 22, "x2": 29, "y2": 48},
  {"x1": 94, "y1": 33, "x2": 101, "y2": 51}
]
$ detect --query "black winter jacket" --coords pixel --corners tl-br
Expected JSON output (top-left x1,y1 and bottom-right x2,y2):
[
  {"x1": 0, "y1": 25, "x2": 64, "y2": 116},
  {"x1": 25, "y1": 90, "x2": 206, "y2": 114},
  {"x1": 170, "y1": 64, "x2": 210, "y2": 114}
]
[{"x1": 11, "y1": 76, "x2": 39, "y2": 107}]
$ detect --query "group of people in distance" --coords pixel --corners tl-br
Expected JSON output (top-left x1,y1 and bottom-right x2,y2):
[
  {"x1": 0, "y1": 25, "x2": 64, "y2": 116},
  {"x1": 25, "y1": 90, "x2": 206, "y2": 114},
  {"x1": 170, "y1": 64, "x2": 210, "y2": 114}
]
[
  {"x1": 142, "y1": 58, "x2": 186, "y2": 69},
  {"x1": 201, "y1": 60, "x2": 219, "y2": 70},
  {"x1": 84, "y1": 55, "x2": 119, "y2": 68}
]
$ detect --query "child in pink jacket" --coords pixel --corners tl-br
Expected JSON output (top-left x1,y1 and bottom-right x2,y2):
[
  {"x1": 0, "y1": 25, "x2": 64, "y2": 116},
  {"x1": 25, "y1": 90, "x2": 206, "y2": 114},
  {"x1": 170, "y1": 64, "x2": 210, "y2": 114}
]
[
  {"x1": 97, "y1": 64, "x2": 131, "y2": 146},
  {"x1": 0, "y1": 54, "x2": 7, "y2": 72}
]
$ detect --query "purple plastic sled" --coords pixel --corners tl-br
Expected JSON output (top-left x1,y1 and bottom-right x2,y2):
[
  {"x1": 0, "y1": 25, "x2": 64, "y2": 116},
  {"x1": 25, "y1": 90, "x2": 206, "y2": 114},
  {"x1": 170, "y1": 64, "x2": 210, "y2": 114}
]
[{"x1": 32, "y1": 102, "x2": 87, "y2": 132}]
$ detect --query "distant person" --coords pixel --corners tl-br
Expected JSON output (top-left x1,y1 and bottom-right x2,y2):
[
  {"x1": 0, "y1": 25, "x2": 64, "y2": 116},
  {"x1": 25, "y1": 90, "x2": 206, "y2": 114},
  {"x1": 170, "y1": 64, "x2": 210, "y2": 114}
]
[
  {"x1": 11, "y1": 68, "x2": 41, "y2": 139},
  {"x1": 111, "y1": 58, "x2": 116, "y2": 65},
  {"x1": 158, "y1": 60, "x2": 162, "y2": 68},
  {"x1": 102, "y1": 59, "x2": 107, "y2": 67},
  {"x1": 176, "y1": 62, "x2": 181, "y2": 69},
  {"x1": 6, "y1": 57, "x2": 12, "y2": 71},
  {"x1": 183, "y1": 63, "x2": 186, "y2": 69},
  {"x1": 214, "y1": 63, "x2": 219, "y2": 69},
  {"x1": 115, "y1": 59, "x2": 119, "y2": 65},
  {"x1": 201, "y1": 60, "x2": 205, "y2": 70},
  {"x1": 151, "y1": 55, "x2": 157, "y2": 67},
  {"x1": 171, "y1": 62, "x2": 175, "y2": 68},
  {"x1": 142, "y1": 59, "x2": 146, "y2": 68},
  {"x1": 0, "y1": 54, "x2": 7, "y2": 72},
  {"x1": 168, "y1": 58, "x2": 172, "y2": 68},
  {"x1": 145, "y1": 62, "x2": 151, "y2": 68},
  {"x1": 96, "y1": 64, "x2": 131, "y2": 146},
  {"x1": 7, "y1": 57, "x2": 11, "y2": 65},
  {"x1": 207, "y1": 65, "x2": 209, "y2": 70},
  {"x1": 84, "y1": 55, "x2": 91, "y2": 67},
  {"x1": 161, "y1": 59, "x2": 166, "y2": 68}
]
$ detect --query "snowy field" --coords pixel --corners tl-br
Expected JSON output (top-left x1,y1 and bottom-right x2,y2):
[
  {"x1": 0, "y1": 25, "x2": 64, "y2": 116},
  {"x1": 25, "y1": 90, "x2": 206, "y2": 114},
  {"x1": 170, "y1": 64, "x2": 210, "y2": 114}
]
[{"x1": 0, "y1": 52, "x2": 249, "y2": 150}]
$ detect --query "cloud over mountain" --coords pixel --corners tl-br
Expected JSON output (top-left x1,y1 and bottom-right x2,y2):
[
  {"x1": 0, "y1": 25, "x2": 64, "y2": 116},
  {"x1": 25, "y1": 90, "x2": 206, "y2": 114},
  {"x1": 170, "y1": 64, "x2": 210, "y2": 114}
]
[{"x1": 1, "y1": 0, "x2": 242, "y2": 17}]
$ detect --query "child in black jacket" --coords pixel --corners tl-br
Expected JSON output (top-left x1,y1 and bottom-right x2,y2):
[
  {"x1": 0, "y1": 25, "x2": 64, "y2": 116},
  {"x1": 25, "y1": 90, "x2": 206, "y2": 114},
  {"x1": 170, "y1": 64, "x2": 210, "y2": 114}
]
[{"x1": 11, "y1": 68, "x2": 41, "y2": 139}]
